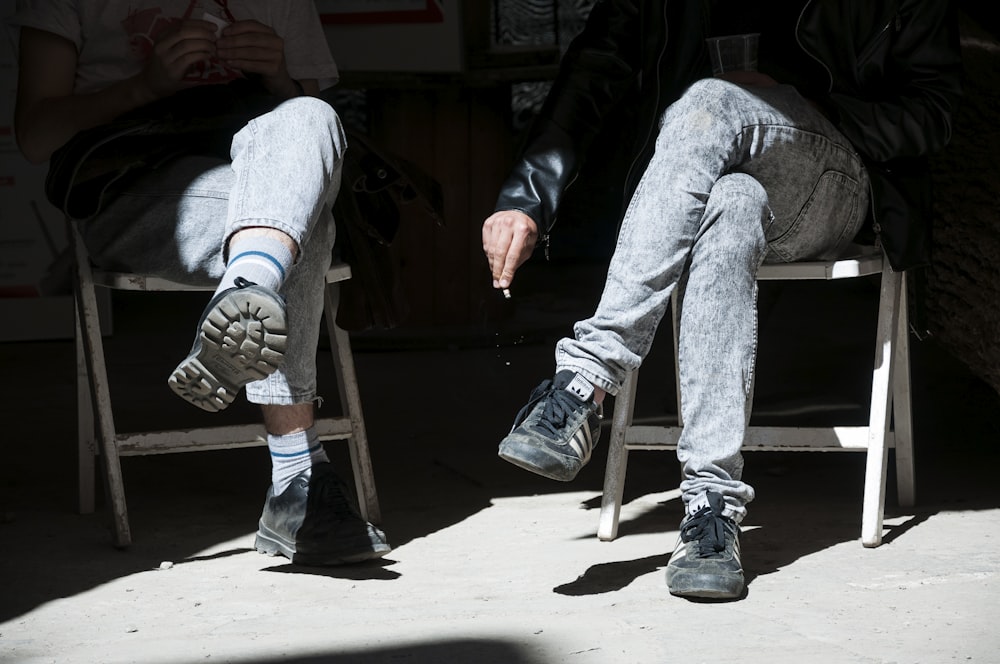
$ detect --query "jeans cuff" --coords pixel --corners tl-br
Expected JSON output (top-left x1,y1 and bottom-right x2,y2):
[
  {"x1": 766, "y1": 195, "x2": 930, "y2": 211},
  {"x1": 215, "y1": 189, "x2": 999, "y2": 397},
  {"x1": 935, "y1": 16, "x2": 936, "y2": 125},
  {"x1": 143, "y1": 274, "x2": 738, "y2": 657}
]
[
  {"x1": 555, "y1": 361, "x2": 619, "y2": 397},
  {"x1": 245, "y1": 389, "x2": 317, "y2": 406}
]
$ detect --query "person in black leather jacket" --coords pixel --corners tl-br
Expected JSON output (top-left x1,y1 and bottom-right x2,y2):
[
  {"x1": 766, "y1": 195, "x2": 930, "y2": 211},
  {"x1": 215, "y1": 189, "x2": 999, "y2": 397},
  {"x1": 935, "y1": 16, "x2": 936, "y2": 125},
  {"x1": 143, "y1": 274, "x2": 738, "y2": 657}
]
[{"x1": 482, "y1": 0, "x2": 961, "y2": 599}]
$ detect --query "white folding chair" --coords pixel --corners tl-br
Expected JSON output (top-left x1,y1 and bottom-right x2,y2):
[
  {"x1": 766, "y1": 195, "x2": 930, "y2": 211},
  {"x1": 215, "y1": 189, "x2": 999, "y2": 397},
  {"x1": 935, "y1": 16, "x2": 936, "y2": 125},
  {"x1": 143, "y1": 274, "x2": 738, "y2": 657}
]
[
  {"x1": 598, "y1": 244, "x2": 914, "y2": 547},
  {"x1": 71, "y1": 222, "x2": 381, "y2": 548}
]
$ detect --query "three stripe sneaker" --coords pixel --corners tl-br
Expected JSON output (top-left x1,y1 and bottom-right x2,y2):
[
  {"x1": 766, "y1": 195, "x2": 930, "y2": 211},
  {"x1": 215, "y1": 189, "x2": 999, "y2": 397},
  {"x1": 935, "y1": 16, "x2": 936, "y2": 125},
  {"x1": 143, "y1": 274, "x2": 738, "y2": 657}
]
[
  {"x1": 498, "y1": 370, "x2": 603, "y2": 481},
  {"x1": 665, "y1": 491, "x2": 744, "y2": 599}
]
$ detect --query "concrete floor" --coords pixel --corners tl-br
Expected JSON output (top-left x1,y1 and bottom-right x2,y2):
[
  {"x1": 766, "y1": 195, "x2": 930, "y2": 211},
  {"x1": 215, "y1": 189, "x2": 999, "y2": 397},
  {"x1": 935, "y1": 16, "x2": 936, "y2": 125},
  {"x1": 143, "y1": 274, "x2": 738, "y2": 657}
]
[{"x1": 2, "y1": 259, "x2": 999, "y2": 664}]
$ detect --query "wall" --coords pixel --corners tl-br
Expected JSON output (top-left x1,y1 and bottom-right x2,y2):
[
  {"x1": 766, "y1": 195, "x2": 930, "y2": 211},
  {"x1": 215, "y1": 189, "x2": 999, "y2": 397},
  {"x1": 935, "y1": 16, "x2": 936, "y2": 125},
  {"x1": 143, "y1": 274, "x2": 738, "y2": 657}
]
[
  {"x1": 322, "y1": 1, "x2": 464, "y2": 73},
  {"x1": 926, "y1": 13, "x2": 1000, "y2": 396}
]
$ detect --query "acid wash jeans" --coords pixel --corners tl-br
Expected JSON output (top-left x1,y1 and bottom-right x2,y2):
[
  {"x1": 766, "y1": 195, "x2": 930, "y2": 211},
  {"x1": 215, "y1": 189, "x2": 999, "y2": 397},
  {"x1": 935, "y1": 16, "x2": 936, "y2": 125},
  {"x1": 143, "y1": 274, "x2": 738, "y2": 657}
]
[
  {"x1": 77, "y1": 96, "x2": 346, "y2": 406},
  {"x1": 556, "y1": 78, "x2": 870, "y2": 521}
]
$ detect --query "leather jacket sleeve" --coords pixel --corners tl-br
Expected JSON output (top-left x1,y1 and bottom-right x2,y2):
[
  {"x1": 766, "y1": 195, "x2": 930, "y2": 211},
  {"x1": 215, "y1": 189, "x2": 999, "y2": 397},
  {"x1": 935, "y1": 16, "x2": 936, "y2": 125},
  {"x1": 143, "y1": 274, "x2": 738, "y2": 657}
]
[
  {"x1": 809, "y1": 0, "x2": 963, "y2": 163},
  {"x1": 493, "y1": 0, "x2": 642, "y2": 235}
]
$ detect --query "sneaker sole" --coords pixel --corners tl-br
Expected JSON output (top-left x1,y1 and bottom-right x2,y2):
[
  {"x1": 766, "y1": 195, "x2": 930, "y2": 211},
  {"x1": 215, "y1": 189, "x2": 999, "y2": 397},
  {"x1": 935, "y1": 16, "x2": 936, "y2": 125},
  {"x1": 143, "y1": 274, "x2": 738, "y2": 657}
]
[
  {"x1": 254, "y1": 523, "x2": 392, "y2": 566},
  {"x1": 168, "y1": 287, "x2": 288, "y2": 412},
  {"x1": 666, "y1": 571, "x2": 745, "y2": 599},
  {"x1": 498, "y1": 439, "x2": 582, "y2": 482}
]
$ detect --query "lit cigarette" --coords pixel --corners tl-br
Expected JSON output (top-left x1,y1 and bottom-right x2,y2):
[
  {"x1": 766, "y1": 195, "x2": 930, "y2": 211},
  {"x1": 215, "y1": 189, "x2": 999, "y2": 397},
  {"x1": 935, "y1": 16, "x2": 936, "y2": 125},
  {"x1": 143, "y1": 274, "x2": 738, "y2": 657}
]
[{"x1": 502, "y1": 288, "x2": 511, "y2": 300}]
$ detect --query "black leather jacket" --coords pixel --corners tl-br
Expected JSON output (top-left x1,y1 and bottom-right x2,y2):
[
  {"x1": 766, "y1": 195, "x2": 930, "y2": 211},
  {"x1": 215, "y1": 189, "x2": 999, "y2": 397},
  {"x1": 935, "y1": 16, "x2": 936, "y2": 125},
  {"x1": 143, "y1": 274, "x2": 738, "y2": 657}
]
[{"x1": 494, "y1": 0, "x2": 963, "y2": 270}]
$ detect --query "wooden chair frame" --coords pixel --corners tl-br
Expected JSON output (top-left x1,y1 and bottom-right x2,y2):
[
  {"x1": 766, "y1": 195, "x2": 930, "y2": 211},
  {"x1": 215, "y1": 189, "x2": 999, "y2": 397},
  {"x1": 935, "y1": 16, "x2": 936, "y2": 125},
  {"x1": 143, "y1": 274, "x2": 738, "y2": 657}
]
[
  {"x1": 598, "y1": 246, "x2": 914, "y2": 547},
  {"x1": 71, "y1": 223, "x2": 381, "y2": 548}
]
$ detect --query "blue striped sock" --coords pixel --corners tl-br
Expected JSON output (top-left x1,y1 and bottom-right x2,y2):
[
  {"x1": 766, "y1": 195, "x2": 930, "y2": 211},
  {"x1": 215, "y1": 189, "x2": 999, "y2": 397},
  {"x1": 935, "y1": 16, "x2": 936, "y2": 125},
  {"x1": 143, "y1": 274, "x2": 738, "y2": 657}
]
[
  {"x1": 268, "y1": 427, "x2": 330, "y2": 495},
  {"x1": 216, "y1": 235, "x2": 294, "y2": 297}
]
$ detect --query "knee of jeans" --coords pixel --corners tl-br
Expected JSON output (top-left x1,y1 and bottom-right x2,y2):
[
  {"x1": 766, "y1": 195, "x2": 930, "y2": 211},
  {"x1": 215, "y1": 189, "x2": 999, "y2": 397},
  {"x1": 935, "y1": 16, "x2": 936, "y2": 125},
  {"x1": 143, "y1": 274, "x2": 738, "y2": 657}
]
[
  {"x1": 685, "y1": 77, "x2": 728, "y2": 97},
  {"x1": 660, "y1": 78, "x2": 743, "y2": 137},
  {"x1": 275, "y1": 97, "x2": 347, "y2": 149},
  {"x1": 684, "y1": 77, "x2": 748, "y2": 104}
]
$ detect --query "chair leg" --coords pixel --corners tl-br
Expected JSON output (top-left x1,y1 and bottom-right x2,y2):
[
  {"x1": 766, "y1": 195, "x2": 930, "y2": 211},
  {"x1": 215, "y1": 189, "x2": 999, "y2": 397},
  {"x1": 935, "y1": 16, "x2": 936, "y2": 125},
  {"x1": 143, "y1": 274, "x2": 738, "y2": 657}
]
[
  {"x1": 861, "y1": 267, "x2": 902, "y2": 548},
  {"x1": 598, "y1": 370, "x2": 639, "y2": 541},
  {"x1": 893, "y1": 272, "x2": 916, "y2": 507},
  {"x1": 671, "y1": 289, "x2": 684, "y2": 427},
  {"x1": 75, "y1": 300, "x2": 96, "y2": 515},
  {"x1": 71, "y1": 225, "x2": 132, "y2": 547},
  {"x1": 324, "y1": 281, "x2": 382, "y2": 525}
]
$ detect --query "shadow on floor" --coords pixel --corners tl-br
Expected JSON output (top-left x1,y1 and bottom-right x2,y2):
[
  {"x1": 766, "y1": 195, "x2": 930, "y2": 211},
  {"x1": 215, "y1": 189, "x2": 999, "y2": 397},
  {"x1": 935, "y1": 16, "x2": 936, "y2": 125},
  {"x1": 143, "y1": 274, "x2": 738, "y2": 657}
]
[{"x1": 232, "y1": 640, "x2": 548, "y2": 664}]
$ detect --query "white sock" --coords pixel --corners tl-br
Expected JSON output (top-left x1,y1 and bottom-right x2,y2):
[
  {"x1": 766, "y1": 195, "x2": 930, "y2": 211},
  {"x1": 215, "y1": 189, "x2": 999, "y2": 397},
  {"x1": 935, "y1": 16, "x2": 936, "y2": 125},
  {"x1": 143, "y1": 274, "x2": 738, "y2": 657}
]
[
  {"x1": 268, "y1": 427, "x2": 330, "y2": 494},
  {"x1": 215, "y1": 235, "x2": 294, "y2": 298}
]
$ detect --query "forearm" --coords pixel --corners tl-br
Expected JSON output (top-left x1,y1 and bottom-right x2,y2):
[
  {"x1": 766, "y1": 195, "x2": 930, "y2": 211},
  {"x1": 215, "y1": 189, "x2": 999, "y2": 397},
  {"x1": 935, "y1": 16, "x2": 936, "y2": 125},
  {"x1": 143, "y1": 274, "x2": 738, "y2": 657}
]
[
  {"x1": 16, "y1": 74, "x2": 159, "y2": 164},
  {"x1": 494, "y1": 121, "x2": 579, "y2": 233},
  {"x1": 496, "y1": 0, "x2": 640, "y2": 231}
]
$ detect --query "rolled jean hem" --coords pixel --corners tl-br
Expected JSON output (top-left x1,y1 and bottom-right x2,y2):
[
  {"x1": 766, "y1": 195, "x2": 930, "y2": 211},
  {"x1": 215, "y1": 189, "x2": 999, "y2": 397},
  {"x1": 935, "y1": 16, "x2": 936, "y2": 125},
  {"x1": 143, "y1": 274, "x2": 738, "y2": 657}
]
[
  {"x1": 226, "y1": 218, "x2": 305, "y2": 258},
  {"x1": 244, "y1": 390, "x2": 318, "y2": 406}
]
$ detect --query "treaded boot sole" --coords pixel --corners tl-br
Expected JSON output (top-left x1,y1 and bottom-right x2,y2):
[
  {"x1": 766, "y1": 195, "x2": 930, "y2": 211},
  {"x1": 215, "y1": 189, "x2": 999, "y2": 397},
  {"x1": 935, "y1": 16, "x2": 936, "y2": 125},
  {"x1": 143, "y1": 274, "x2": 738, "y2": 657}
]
[
  {"x1": 497, "y1": 437, "x2": 582, "y2": 482},
  {"x1": 254, "y1": 522, "x2": 392, "y2": 566},
  {"x1": 169, "y1": 287, "x2": 287, "y2": 412}
]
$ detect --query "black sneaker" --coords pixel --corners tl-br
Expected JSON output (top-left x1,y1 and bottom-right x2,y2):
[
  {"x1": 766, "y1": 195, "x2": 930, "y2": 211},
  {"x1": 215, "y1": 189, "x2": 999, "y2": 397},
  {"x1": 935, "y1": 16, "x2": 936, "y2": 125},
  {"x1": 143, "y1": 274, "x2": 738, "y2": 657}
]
[
  {"x1": 498, "y1": 370, "x2": 603, "y2": 481},
  {"x1": 168, "y1": 277, "x2": 287, "y2": 412},
  {"x1": 665, "y1": 491, "x2": 744, "y2": 599},
  {"x1": 254, "y1": 462, "x2": 391, "y2": 566}
]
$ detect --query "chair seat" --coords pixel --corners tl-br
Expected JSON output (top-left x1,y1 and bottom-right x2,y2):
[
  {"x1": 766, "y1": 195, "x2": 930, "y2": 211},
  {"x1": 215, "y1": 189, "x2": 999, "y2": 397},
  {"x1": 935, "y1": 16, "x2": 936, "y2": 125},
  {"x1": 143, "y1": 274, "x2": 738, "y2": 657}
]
[{"x1": 757, "y1": 245, "x2": 884, "y2": 280}]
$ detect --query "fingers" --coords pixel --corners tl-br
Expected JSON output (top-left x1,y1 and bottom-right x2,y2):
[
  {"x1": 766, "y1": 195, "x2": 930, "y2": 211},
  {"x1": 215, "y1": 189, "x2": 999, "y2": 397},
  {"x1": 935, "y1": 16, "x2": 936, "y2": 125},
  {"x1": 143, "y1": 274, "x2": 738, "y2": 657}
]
[
  {"x1": 217, "y1": 21, "x2": 285, "y2": 78},
  {"x1": 144, "y1": 20, "x2": 218, "y2": 96},
  {"x1": 217, "y1": 50, "x2": 283, "y2": 77},
  {"x1": 483, "y1": 227, "x2": 511, "y2": 287},
  {"x1": 500, "y1": 234, "x2": 528, "y2": 287},
  {"x1": 482, "y1": 210, "x2": 538, "y2": 288},
  {"x1": 155, "y1": 21, "x2": 216, "y2": 65},
  {"x1": 219, "y1": 19, "x2": 272, "y2": 37},
  {"x1": 156, "y1": 19, "x2": 217, "y2": 53}
]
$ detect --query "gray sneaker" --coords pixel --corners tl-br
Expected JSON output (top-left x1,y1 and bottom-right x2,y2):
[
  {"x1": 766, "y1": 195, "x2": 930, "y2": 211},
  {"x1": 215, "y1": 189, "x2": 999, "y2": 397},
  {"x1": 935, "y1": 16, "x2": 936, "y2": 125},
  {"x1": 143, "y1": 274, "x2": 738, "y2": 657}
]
[
  {"x1": 168, "y1": 277, "x2": 287, "y2": 412},
  {"x1": 665, "y1": 491, "x2": 745, "y2": 599},
  {"x1": 498, "y1": 370, "x2": 603, "y2": 481}
]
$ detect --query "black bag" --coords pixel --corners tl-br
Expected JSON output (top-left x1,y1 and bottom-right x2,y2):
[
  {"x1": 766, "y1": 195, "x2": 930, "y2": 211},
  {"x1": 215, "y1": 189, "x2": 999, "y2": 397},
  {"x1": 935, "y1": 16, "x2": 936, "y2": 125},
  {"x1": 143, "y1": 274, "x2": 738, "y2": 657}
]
[
  {"x1": 333, "y1": 130, "x2": 445, "y2": 331},
  {"x1": 46, "y1": 79, "x2": 281, "y2": 219}
]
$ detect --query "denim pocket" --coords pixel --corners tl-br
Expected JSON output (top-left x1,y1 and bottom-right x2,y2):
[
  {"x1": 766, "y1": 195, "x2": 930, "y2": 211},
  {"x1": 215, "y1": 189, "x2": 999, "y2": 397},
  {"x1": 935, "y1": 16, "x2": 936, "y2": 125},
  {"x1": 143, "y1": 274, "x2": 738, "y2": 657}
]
[{"x1": 765, "y1": 169, "x2": 864, "y2": 262}]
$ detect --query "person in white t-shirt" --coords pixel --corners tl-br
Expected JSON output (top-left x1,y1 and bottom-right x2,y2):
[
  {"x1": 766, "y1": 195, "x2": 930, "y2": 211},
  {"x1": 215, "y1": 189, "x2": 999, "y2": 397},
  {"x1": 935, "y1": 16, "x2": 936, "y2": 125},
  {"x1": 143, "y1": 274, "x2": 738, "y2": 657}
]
[{"x1": 11, "y1": 0, "x2": 391, "y2": 566}]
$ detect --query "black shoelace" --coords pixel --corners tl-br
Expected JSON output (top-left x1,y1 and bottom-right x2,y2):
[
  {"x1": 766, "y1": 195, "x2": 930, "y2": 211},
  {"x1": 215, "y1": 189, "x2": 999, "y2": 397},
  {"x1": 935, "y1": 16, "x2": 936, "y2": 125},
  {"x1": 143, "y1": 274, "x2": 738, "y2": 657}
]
[
  {"x1": 680, "y1": 505, "x2": 729, "y2": 558},
  {"x1": 533, "y1": 385, "x2": 586, "y2": 437}
]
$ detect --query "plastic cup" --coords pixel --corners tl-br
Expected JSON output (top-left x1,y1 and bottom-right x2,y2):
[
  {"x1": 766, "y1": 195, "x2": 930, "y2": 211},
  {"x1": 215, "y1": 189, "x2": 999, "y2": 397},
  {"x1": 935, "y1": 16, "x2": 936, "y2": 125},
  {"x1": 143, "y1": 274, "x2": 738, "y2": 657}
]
[{"x1": 706, "y1": 33, "x2": 760, "y2": 75}]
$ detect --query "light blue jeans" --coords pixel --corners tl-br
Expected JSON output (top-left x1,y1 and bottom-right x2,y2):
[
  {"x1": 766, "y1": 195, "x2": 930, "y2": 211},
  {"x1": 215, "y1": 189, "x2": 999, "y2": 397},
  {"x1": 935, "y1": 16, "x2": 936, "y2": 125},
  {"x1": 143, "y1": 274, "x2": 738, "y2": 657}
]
[
  {"x1": 556, "y1": 79, "x2": 870, "y2": 521},
  {"x1": 78, "y1": 96, "x2": 346, "y2": 406}
]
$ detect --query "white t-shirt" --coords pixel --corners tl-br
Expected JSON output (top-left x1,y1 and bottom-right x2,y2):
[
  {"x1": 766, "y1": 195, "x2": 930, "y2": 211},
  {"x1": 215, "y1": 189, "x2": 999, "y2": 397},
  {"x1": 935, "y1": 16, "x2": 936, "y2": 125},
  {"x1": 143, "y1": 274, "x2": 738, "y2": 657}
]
[{"x1": 10, "y1": 0, "x2": 339, "y2": 94}]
